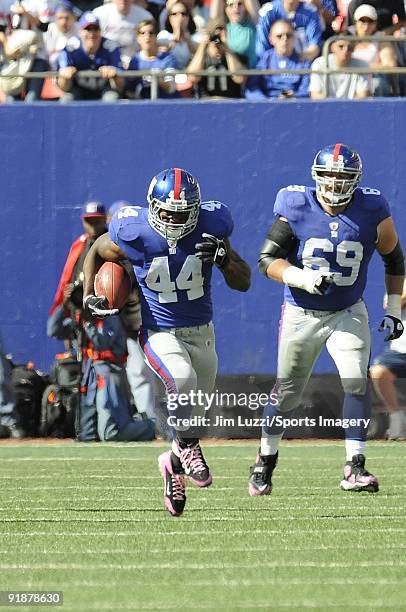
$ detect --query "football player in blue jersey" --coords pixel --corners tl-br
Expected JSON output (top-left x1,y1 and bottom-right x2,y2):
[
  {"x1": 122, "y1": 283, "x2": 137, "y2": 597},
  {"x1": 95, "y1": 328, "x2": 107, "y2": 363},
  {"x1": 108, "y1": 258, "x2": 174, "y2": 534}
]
[
  {"x1": 82, "y1": 168, "x2": 251, "y2": 515},
  {"x1": 249, "y1": 143, "x2": 404, "y2": 495}
]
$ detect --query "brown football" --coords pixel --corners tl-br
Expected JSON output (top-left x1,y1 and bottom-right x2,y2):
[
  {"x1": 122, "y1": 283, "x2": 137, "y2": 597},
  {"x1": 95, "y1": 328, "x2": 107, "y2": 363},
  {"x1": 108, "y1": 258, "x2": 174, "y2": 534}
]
[{"x1": 94, "y1": 262, "x2": 131, "y2": 310}]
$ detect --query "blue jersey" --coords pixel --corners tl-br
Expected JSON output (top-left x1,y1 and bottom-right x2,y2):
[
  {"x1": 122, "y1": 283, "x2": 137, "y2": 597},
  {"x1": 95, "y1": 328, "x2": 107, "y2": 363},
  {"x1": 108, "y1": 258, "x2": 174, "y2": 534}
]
[
  {"x1": 126, "y1": 52, "x2": 178, "y2": 99},
  {"x1": 109, "y1": 203, "x2": 234, "y2": 328},
  {"x1": 274, "y1": 185, "x2": 391, "y2": 311},
  {"x1": 58, "y1": 36, "x2": 122, "y2": 91},
  {"x1": 245, "y1": 49, "x2": 310, "y2": 99}
]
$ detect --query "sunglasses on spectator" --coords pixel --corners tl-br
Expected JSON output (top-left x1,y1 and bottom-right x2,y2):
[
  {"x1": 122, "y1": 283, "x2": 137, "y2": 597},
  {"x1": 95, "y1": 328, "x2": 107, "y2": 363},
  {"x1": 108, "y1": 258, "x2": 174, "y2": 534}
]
[
  {"x1": 274, "y1": 32, "x2": 294, "y2": 39},
  {"x1": 170, "y1": 10, "x2": 188, "y2": 16}
]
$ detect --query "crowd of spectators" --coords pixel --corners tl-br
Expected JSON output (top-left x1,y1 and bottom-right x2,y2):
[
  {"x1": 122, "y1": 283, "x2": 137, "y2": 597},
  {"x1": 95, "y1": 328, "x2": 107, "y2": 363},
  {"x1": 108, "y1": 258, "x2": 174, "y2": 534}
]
[{"x1": 0, "y1": 0, "x2": 405, "y2": 101}]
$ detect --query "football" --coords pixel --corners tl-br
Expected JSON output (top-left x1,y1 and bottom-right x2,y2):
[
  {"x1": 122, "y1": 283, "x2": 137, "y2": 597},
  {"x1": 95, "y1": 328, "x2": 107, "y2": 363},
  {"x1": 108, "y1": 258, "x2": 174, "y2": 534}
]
[{"x1": 94, "y1": 262, "x2": 131, "y2": 310}]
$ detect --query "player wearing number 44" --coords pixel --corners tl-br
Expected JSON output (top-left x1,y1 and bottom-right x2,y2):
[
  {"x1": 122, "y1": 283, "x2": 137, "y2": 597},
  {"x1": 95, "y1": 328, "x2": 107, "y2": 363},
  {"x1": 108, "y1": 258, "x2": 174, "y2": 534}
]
[
  {"x1": 249, "y1": 143, "x2": 405, "y2": 496},
  {"x1": 82, "y1": 168, "x2": 250, "y2": 516}
]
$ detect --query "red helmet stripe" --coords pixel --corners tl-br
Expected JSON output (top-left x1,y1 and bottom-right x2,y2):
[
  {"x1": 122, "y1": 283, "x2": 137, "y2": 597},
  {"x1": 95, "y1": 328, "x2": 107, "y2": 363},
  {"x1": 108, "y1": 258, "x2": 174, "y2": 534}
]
[
  {"x1": 333, "y1": 143, "x2": 342, "y2": 161},
  {"x1": 173, "y1": 168, "x2": 181, "y2": 199}
]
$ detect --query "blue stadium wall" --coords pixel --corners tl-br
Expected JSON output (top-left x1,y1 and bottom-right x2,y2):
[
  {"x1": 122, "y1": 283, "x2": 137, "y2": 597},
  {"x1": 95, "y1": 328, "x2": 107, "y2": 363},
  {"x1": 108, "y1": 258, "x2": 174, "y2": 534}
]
[{"x1": 1, "y1": 99, "x2": 405, "y2": 374}]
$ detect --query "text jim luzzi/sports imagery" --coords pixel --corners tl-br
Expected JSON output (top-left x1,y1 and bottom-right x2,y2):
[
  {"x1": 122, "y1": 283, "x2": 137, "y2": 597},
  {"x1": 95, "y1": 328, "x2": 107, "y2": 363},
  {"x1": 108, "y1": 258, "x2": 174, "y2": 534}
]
[{"x1": 165, "y1": 391, "x2": 370, "y2": 430}]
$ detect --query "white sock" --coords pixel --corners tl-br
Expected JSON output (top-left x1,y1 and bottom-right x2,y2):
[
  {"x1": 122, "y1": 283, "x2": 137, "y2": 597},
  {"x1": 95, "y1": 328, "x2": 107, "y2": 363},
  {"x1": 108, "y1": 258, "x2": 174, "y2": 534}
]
[
  {"x1": 389, "y1": 410, "x2": 404, "y2": 429},
  {"x1": 345, "y1": 439, "x2": 366, "y2": 461},
  {"x1": 260, "y1": 433, "x2": 282, "y2": 456}
]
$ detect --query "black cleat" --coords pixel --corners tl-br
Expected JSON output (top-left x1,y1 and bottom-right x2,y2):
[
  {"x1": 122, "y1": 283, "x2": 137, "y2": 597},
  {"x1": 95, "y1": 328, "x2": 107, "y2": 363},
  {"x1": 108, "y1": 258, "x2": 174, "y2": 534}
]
[
  {"x1": 340, "y1": 454, "x2": 379, "y2": 492},
  {"x1": 248, "y1": 450, "x2": 278, "y2": 496}
]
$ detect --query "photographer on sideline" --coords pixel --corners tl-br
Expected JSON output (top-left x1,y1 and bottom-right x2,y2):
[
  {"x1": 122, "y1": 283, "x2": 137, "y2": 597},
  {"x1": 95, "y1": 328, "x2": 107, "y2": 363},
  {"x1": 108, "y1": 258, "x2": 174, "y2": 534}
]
[
  {"x1": 49, "y1": 201, "x2": 108, "y2": 328},
  {"x1": 47, "y1": 202, "x2": 155, "y2": 441},
  {"x1": 187, "y1": 17, "x2": 247, "y2": 98}
]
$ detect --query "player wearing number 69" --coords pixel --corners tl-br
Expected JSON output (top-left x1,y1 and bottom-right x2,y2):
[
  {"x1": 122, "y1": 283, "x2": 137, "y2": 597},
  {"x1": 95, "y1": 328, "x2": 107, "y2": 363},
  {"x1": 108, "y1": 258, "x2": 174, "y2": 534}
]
[
  {"x1": 249, "y1": 143, "x2": 405, "y2": 496},
  {"x1": 82, "y1": 168, "x2": 251, "y2": 516}
]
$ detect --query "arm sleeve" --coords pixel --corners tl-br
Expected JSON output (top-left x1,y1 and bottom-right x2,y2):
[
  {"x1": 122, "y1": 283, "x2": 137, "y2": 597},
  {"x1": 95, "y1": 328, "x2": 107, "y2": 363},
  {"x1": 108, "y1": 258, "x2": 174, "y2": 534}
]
[
  {"x1": 258, "y1": 217, "x2": 298, "y2": 274},
  {"x1": 295, "y1": 65, "x2": 311, "y2": 97},
  {"x1": 245, "y1": 55, "x2": 267, "y2": 100},
  {"x1": 256, "y1": 11, "x2": 273, "y2": 58},
  {"x1": 305, "y1": 12, "x2": 322, "y2": 48},
  {"x1": 58, "y1": 49, "x2": 73, "y2": 69}
]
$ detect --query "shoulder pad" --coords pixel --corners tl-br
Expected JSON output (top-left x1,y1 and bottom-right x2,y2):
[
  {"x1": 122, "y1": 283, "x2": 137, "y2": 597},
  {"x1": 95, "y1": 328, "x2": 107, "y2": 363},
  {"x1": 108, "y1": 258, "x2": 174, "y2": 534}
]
[
  {"x1": 200, "y1": 201, "x2": 234, "y2": 238},
  {"x1": 274, "y1": 186, "x2": 308, "y2": 222},
  {"x1": 259, "y1": 2, "x2": 274, "y2": 17},
  {"x1": 110, "y1": 206, "x2": 146, "y2": 243},
  {"x1": 65, "y1": 36, "x2": 80, "y2": 52}
]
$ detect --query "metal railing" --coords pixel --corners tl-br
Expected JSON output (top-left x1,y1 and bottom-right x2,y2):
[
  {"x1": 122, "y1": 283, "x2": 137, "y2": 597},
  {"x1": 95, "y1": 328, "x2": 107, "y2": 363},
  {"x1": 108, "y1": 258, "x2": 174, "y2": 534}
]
[{"x1": 1, "y1": 34, "x2": 406, "y2": 100}]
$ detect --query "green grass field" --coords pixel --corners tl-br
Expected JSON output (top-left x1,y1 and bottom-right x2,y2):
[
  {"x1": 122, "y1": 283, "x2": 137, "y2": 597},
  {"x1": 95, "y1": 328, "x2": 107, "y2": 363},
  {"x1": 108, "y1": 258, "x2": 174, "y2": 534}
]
[{"x1": 0, "y1": 441, "x2": 405, "y2": 611}]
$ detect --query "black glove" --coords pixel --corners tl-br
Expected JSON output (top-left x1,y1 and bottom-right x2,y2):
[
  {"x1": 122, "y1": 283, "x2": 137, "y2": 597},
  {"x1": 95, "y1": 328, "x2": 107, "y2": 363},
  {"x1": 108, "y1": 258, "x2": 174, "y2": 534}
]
[
  {"x1": 83, "y1": 295, "x2": 119, "y2": 318},
  {"x1": 314, "y1": 273, "x2": 335, "y2": 296},
  {"x1": 195, "y1": 233, "x2": 229, "y2": 269},
  {"x1": 379, "y1": 315, "x2": 404, "y2": 342}
]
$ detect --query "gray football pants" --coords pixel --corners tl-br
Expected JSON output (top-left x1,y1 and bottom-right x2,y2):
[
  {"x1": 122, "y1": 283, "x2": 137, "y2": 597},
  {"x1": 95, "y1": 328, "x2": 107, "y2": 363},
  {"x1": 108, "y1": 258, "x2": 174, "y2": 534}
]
[
  {"x1": 274, "y1": 300, "x2": 371, "y2": 413},
  {"x1": 139, "y1": 322, "x2": 218, "y2": 428}
]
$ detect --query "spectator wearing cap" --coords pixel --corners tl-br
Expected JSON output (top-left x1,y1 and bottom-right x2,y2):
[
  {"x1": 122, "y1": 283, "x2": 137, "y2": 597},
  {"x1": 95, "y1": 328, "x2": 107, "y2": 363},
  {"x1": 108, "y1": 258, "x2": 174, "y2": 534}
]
[
  {"x1": 125, "y1": 19, "x2": 179, "y2": 99},
  {"x1": 93, "y1": 0, "x2": 152, "y2": 68},
  {"x1": 310, "y1": 30, "x2": 371, "y2": 98},
  {"x1": 347, "y1": 0, "x2": 406, "y2": 34},
  {"x1": 256, "y1": 0, "x2": 322, "y2": 62},
  {"x1": 246, "y1": 19, "x2": 311, "y2": 99},
  {"x1": 50, "y1": 201, "x2": 108, "y2": 319},
  {"x1": 57, "y1": 11, "x2": 123, "y2": 102},
  {"x1": 350, "y1": 4, "x2": 398, "y2": 96},
  {"x1": 187, "y1": 17, "x2": 247, "y2": 98},
  {"x1": 44, "y1": 1, "x2": 79, "y2": 70},
  {"x1": 209, "y1": 0, "x2": 259, "y2": 68},
  {"x1": 48, "y1": 201, "x2": 155, "y2": 443}
]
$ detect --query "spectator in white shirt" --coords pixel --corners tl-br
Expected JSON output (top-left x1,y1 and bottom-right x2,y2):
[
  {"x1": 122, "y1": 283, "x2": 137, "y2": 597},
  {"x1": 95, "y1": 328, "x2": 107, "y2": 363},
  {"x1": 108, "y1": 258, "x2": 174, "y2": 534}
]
[
  {"x1": 94, "y1": 0, "x2": 152, "y2": 67},
  {"x1": 310, "y1": 31, "x2": 371, "y2": 98},
  {"x1": 44, "y1": 1, "x2": 79, "y2": 69}
]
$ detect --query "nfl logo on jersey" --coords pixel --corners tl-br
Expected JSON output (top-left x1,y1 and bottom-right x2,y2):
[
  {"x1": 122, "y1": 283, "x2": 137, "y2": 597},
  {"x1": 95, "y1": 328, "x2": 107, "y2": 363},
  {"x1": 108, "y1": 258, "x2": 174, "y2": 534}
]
[{"x1": 329, "y1": 221, "x2": 339, "y2": 238}]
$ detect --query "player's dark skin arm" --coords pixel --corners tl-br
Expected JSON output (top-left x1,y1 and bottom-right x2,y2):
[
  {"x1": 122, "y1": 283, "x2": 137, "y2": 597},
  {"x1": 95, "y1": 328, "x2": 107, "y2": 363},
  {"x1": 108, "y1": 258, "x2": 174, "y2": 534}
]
[
  {"x1": 376, "y1": 217, "x2": 405, "y2": 297},
  {"x1": 221, "y1": 238, "x2": 251, "y2": 292},
  {"x1": 82, "y1": 234, "x2": 127, "y2": 298}
]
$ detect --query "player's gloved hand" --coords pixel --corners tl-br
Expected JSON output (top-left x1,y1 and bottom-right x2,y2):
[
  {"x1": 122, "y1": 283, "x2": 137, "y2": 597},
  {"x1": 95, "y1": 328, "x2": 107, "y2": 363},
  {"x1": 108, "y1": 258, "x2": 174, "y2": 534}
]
[
  {"x1": 379, "y1": 315, "x2": 404, "y2": 342},
  {"x1": 195, "y1": 233, "x2": 229, "y2": 269},
  {"x1": 83, "y1": 295, "x2": 119, "y2": 318},
  {"x1": 282, "y1": 266, "x2": 335, "y2": 296}
]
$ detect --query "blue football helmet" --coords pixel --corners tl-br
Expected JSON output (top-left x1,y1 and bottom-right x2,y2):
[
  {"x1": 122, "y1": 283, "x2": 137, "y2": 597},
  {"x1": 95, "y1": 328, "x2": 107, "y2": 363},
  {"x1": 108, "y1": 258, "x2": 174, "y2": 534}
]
[
  {"x1": 147, "y1": 168, "x2": 201, "y2": 241},
  {"x1": 311, "y1": 143, "x2": 362, "y2": 207}
]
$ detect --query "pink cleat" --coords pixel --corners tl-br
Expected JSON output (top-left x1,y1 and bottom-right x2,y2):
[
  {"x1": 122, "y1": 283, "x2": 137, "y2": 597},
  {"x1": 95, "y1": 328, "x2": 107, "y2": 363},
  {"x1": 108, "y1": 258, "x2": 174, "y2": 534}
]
[
  {"x1": 340, "y1": 454, "x2": 379, "y2": 492},
  {"x1": 176, "y1": 440, "x2": 213, "y2": 488},
  {"x1": 158, "y1": 451, "x2": 187, "y2": 516}
]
